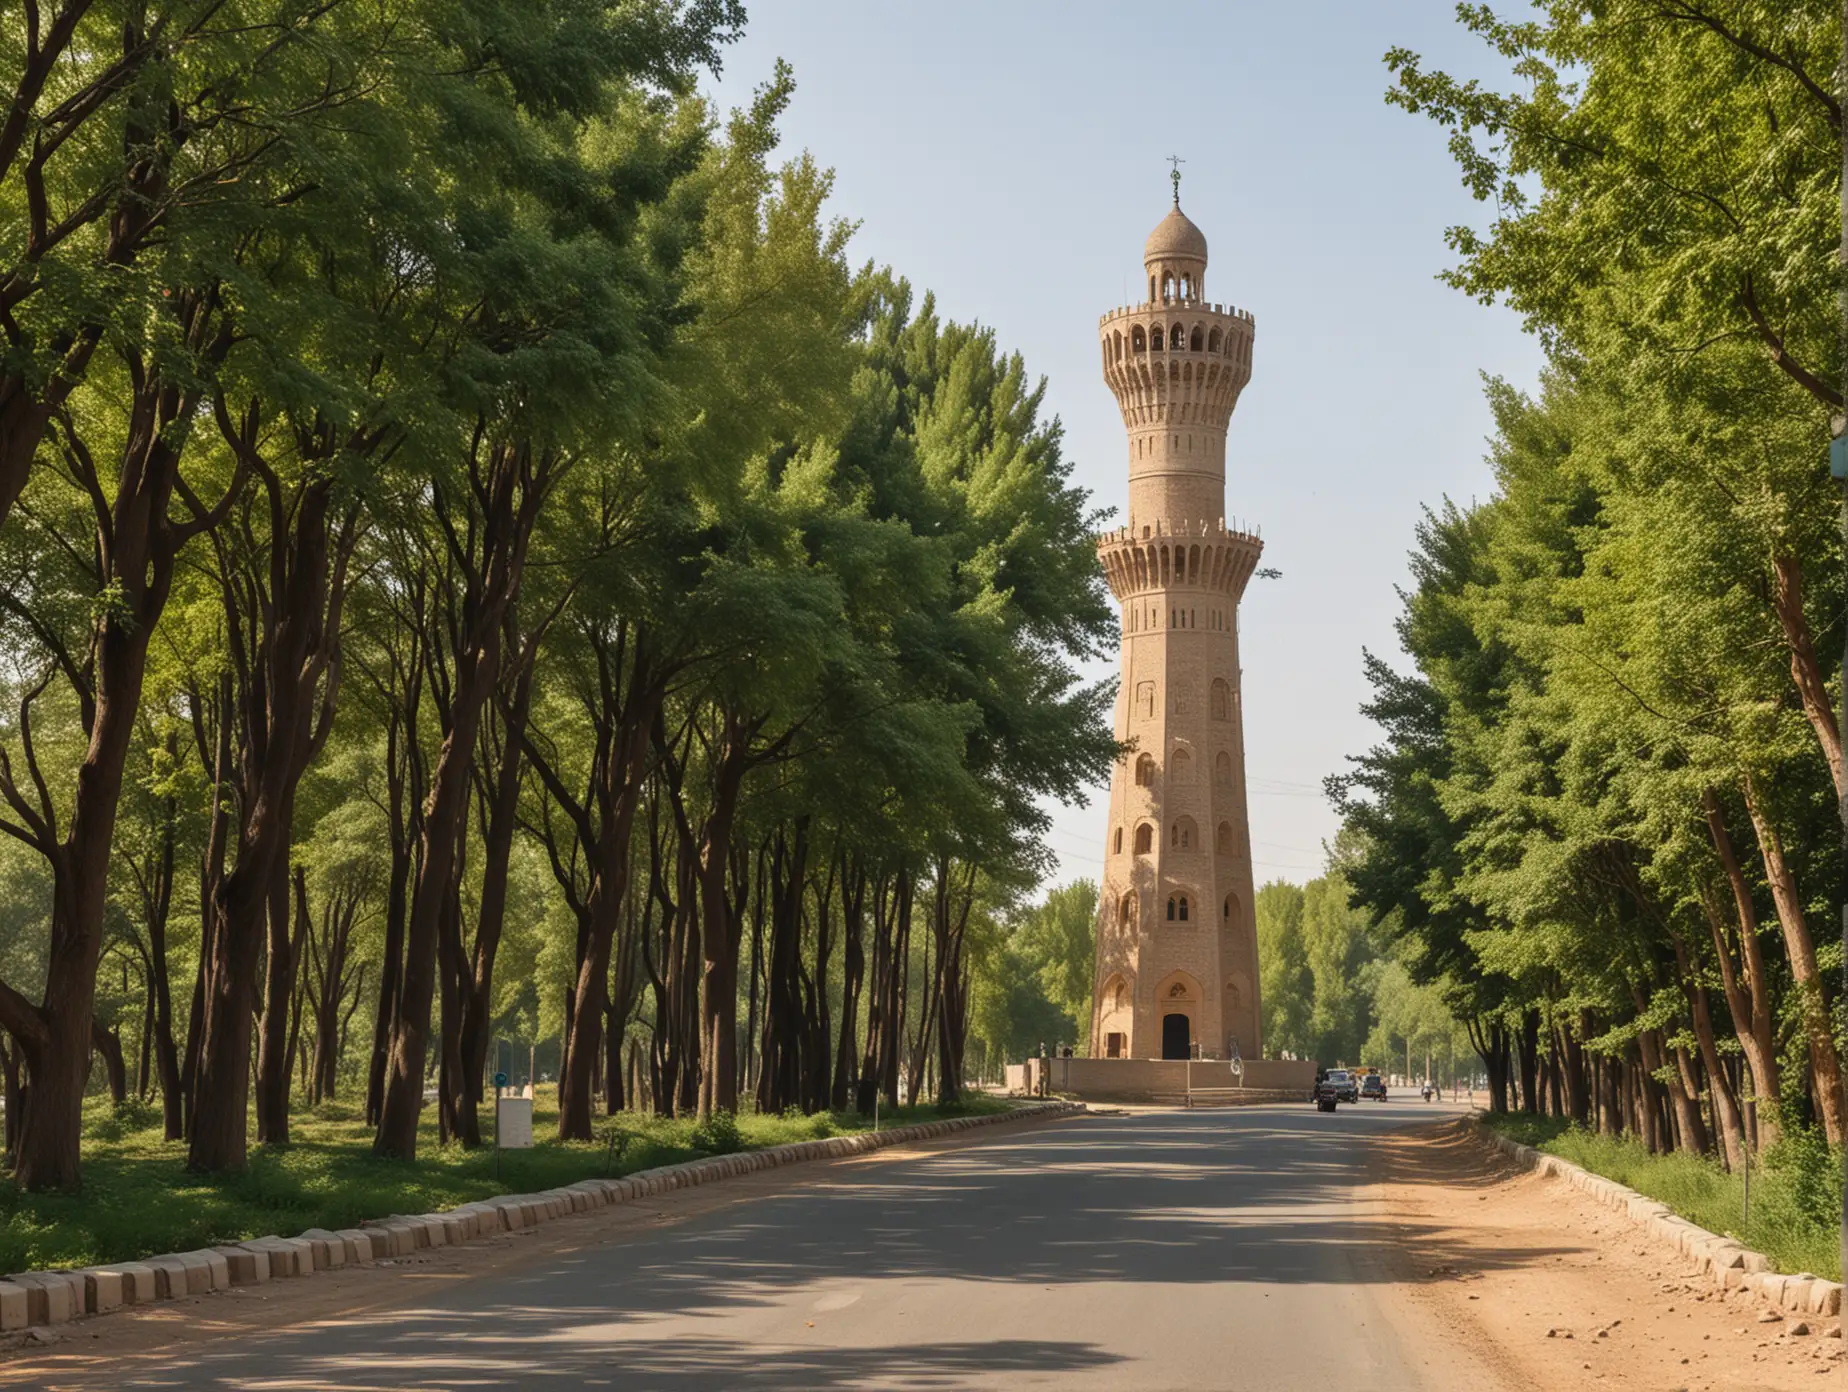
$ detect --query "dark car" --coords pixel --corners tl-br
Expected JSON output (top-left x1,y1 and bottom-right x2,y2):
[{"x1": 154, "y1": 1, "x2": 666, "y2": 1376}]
[
  {"x1": 1361, "y1": 1074, "x2": 1387, "y2": 1102},
  {"x1": 1312, "y1": 1073, "x2": 1342, "y2": 1112},
  {"x1": 1325, "y1": 1069, "x2": 1359, "y2": 1104}
]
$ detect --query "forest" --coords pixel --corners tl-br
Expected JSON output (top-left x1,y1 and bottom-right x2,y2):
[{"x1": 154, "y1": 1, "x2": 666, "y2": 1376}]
[
  {"x1": 0, "y1": 0, "x2": 1121, "y2": 1196},
  {"x1": 1332, "y1": 0, "x2": 1843, "y2": 1224}
]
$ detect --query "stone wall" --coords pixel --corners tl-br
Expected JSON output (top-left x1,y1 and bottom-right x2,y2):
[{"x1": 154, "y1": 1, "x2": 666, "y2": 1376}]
[{"x1": 1022, "y1": 1055, "x2": 1315, "y2": 1102}]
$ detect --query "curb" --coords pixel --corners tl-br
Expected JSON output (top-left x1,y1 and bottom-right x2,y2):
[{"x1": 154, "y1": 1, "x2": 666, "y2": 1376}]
[
  {"x1": 1473, "y1": 1120, "x2": 1841, "y2": 1322},
  {"x1": 0, "y1": 1101, "x2": 1085, "y2": 1334}
]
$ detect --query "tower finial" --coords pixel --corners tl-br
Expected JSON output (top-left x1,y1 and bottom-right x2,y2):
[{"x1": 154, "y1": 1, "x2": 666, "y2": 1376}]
[{"x1": 1166, "y1": 154, "x2": 1185, "y2": 204}]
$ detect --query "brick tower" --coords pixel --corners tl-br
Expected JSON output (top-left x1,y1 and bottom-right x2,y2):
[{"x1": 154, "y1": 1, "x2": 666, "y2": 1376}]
[{"x1": 1089, "y1": 183, "x2": 1263, "y2": 1062}]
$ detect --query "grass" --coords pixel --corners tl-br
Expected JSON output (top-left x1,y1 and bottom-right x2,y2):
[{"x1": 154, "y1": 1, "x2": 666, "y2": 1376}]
[
  {"x1": 0, "y1": 1088, "x2": 1010, "y2": 1273},
  {"x1": 1482, "y1": 1113, "x2": 1842, "y2": 1282}
]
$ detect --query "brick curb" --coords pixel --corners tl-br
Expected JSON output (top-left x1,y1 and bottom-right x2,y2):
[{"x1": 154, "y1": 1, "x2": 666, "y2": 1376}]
[
  {"x1": 1472, "y1": 1119, "x2": 1841, "y2": 1322},
  {"x1": 0, "y1": 1100, "x2": 1085, "y2": 1332}
]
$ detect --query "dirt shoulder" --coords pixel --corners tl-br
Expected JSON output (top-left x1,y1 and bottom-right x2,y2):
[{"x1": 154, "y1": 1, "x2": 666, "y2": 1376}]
[
  {"x1": 1368, "y1": 1117, "x2": 1842, "y2": 1392},
  {"x1": 0, "y1": 1109, "x2": 1084, "y2": 1389}
]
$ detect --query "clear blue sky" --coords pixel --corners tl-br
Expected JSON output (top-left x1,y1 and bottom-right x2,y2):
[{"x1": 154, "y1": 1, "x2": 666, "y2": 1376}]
[{"x1": 704, "y1": 3, "x2": 1543, "y2": 888}]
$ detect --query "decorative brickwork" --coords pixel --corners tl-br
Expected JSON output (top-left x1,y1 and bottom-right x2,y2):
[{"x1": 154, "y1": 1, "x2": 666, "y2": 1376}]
[{"x1": 1090, "y1": 195, "x2": 1263, "y2": 1062}]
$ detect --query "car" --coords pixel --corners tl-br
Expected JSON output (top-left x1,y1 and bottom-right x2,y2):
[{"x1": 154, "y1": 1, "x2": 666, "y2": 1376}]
[
  {"x1": 1361, "y1": 1075, "x2": 1387, "y2": 1102},
  {"x1": 1325, "y1": 1069, "x2": 1359, "y2": 1104},
  {"x1": 1312, "y1": 1073, "x2": 1342, "y2": 1112}
]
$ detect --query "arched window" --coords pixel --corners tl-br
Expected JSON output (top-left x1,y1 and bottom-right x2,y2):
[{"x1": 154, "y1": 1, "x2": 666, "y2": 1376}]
[
  {"x1": 1151, "y1": 326, "x2": 1164, "y2": 351},
  {"x1": 1113, "y1": 330, "x2": 1123, "y2": 360},
  {"x1": 1171, "y1": 322, "x2": 1186, "y2": 350},
  {"x1": 1208, "y1": 326, "x2": 1223, "y2": 353},
  {"x1": 1210, "y1": 678, "x2": 1231, "y2": 722},
  {"x1": 1170, "y1": 817, "x2": 1196, "y2": 850},
  {"x1": 1132, "y1": 325, "x2": 1146, "y2": 352},
  {"x1": 1170, "y1": 747, "x2": 1193, "y2": 783},
  {"x1": 1162, "y1": 272, "x2": 1175, "y2": 302},
  {"x1": 1119, "y1": 893, "x2": 1137, "y2": 927},
  {"x1": 1149, "y1": 274, "x2": 1156, "y2": 302},
  {"x1": 1190, "y1": 325, "x2": 1204, "y2": 351},
  {"x1": 1114, "y1": 826, "x2": 1123, "y2": 854},
  {"x1": 1215, "y1": 752, "x2": 1233, "y2": 787},
  {"x1": 1136, "y1": 682, "x2": 1156, "y2": 718},
  {"x1": 1216, "y1": 821, "x2": 1233, "y2": 855},
  {"x1": 1134, "y1": 753, "x2": 1156, "y2": 786},
  {"x1": 1133, "y1": 823, "x2": 1153, "y2": 855},
  {"x1": 1167, "y1": 894, "x2": 1190, "y2": 922},
  {"x1": 1223, "y1": 892, "x2": 1240, "y2": 923}
]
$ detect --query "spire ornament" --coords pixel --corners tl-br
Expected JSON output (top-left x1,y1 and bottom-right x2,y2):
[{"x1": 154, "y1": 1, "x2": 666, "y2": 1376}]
[{"x1": 1166, "y1": 154, "x2": 1185, "y2": 204}]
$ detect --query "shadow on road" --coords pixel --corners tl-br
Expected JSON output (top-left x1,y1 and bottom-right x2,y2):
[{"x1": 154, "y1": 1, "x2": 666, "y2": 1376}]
[{"x1": 33, "y1": 1105, "x2": 1571, "y2": 1389}]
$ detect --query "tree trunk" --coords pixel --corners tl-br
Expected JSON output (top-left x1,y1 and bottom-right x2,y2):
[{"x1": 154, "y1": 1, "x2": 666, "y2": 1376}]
[
  {"x1": 191, "y1": 463, "x2": 347, "y2": 1171},
  {"x1": 755, "y1": 821, "x2": 812, "y2": 1115},
  {"x1": 1769, "y1": 553, "x2": 1844, "y2": 797},
  {"x1": 1701, "y1": 790, "x2": 1781, "y2": 1146},
  {"x1": 455, "y1": 654, "x2": 537, "y2": 1147},
  {"x1": 378, "y1": 439, "x2": 552, "y2": 1159},
  {"x1": 91, "y1": 1021, "x2": 127, "y2": 1106},
  {"x1": 143, "y1": 795, "x2": 184, "y2": 1139},
  {"x1": 557, "y1": 685, "x2": 658, "y2": 1140},
  {"x1": 832, "y1": 854, "x2": 866, "y2": 1111},
  {"x1": 933, "y1": 856, "x2": 975, "y2": 1106},
  {"x1": 694, "y1": 709, "x2": 760, "y2": 1121},
  {"x1": 254, "y1": 863, "x2": 305, "y2": 1145},
  {"x1": 1516, "y1": 1011, "x2": 1540, "y2": 1114},
  {"x1": 366, "y1": 712, "x2": 416, "y2": 1126},
  {"x1": 1740, "y1": 773, "x2": 1845, "y2": 1145},
  {"x1": 181, "y1": 673, "x2": 236, "y2": 1140},
  {"x1": 4, "y1": 579, "x2": 165, "y2": 1189},
  {"x1": 435, "y1": 839, "x2": 470, "y2": 1146},
  {"x1": 1561, "y1": 1014, "x2": 1590, "y2": 1127},
  {"x1": 376, "y1": 611, "x2": 504, "y2": 1158},
  {"x1": 1673, "y1": 931, "x2": 1745, "y2": 1170}
]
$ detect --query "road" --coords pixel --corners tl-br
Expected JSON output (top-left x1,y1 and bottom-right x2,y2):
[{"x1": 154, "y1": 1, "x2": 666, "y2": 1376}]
[{"x1": 39, "y1": 1102, "x2": 1508, "y2": 1391}]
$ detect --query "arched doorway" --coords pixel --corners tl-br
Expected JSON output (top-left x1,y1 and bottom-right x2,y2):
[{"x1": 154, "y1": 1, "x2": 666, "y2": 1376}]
[{"x1": 1161, "y1": 1013, "x2": 1191, "y2": 1060}]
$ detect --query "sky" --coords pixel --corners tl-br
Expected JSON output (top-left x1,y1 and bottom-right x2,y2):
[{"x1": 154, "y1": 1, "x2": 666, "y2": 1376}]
[{"x1": 703, "y1": 3, "x2": 1546, "y2": 890}]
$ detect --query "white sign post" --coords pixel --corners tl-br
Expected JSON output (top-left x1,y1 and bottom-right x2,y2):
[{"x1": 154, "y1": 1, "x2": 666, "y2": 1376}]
[{"x1": 497, "y1": 1094, "x2": 534, "y2": 1150}]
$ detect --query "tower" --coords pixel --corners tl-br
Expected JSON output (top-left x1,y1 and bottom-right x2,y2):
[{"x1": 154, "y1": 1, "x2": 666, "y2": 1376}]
[{"x1": 1089, "y1": 185, "x2": 1263, "y2": 1063}]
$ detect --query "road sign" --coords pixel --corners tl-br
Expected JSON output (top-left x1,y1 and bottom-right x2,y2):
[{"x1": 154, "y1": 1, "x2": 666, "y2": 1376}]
[{"x1": 493, "y1": 1071, "x2": 508, "y2": 1088}]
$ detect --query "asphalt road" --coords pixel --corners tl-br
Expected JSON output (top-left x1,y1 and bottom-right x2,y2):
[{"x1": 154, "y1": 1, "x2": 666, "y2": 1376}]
[{"x1": 83, "y1": 1100, "x2": 1497, "y2": 1391}]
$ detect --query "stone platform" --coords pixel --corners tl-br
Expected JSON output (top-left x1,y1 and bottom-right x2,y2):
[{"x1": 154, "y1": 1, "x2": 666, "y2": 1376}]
[{"x1": 1010, "y1": 1056, "x2": 1315, "y2": 1105}]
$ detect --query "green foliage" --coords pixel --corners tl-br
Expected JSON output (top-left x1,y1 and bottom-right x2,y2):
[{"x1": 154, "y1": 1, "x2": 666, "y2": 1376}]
[
  {"x1": 1344, "y1": 4, "x2": 1844, "y2": 1167},
  {"x1": 1256, "y1": 867, "x2": 1472, "y2": 1078},
  {"x1": 1012, "y1": 880, "x2": 1098, "y2": 1039},
  {"x1": 967, "y1": 881, "x2": 1098, "y2": 1069},
  {"x1": 1255, "y1": 880, "x2": 1313, "y2": 1056},
  {"x1": 688, "y1": 1109, "x2": 743, "y2": 1155},
  {"x1": 0, "y1": 0, "x2": 1117, "y2": 1184}
]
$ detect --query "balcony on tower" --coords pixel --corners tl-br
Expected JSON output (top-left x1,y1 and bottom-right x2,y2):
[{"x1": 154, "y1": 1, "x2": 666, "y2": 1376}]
[
  {"x1": 1098, "y1": 200, "x2": 1256, "y2": 431},
  {"x1": 1096, "y1": 518, "x2": 1264, "y2": 604}
]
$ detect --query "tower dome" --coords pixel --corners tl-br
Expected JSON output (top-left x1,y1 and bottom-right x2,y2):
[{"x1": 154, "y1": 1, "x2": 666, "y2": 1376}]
[
  {"x1": 1144, "y1": 204, "x2": 1208, "y2": 265},
  {"x1": 1142, "y1": 199, "x2": 1207, "y2": 303}
]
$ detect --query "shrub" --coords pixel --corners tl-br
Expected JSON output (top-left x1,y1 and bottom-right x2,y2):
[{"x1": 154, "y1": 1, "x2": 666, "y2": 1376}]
[{"x1": 689, "y1": 1110, "x2": 742, "y2": 1155}]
